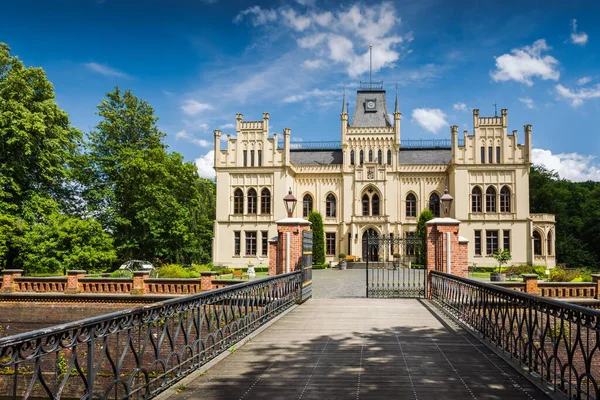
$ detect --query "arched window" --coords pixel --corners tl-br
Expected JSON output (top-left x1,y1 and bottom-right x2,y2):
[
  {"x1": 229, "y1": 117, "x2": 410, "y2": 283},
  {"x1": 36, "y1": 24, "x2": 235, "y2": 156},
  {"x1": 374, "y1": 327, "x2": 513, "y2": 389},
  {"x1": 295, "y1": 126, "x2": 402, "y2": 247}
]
[
  {"x1": 326, "y1": 194, "x2": 336, "y2": 218},
  {"x1": 500, "y1": 186, "x2": 511, "y2": 213},
  {"x1": 387, "y1": 150, "x2": 392, "y2": 165},
  {"x1": 406, "y1": 193, "x2": 416, "y2": 217},
  {"x1": 362, "y1": 194, "x2": 370, "y2": 216},
  {"x1": 486, "y1": 187, "x2": 496, "y2": 213},
  {"x1": 247, "y1": 188, "x2": 257, "y2": 214},
  {"x1": 359, "y1": 150, "x2": 364, "y2": 165},
  {"x1": 372, "y1": 194, "x2": 380, "y2": 216},
  {"x1": 533, "y1": 231, "x2": 542, "y2": 255},
  {"x1": 377, "y1": 150, "x2": 382, "y2": 165},
  {"x1": 234, "y1": 189, "x2": 244, "y2": 214},
  {"x1": 471, "y1": 187, "x2": 482, "y2": 213},
  {"x1": 261, "y1": 188, "x2": 271, "y2": 214},
  {"x1": 350, "y1": 150, "x2": 355, "y2": 165},
  {"x1": 547, "y1": 231, "x2": 553, "y2": 256},
  {"x1": 429, "y1": 193, "x2": 440, "y2": 217},
  {"x1": 303, "y1": 194, "x2": 313, "y2": 218},
  {"x1": 368, "y1": 149, "x2": 373, "y2": 162}
]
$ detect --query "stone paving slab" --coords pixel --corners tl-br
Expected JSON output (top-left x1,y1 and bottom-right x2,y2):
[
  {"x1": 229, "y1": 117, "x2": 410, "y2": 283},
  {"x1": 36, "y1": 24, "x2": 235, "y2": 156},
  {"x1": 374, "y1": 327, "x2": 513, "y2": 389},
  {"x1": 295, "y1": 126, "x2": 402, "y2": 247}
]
[{"x1": 168, "y1": 299, "x2": 550, "y2": 400}]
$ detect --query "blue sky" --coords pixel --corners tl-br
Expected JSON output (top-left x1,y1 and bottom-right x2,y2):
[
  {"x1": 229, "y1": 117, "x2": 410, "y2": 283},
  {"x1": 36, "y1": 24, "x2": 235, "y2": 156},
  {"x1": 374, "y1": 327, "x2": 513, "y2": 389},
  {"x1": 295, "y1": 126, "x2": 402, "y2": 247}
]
[{"x1": 2, "y1": 0, "x2": 600, "y2": 181}]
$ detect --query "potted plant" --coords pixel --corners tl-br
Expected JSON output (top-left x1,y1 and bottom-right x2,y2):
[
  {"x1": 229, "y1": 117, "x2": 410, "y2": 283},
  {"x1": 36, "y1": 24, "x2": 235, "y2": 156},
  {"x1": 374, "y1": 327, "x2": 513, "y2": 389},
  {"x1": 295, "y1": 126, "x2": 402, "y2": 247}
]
[
  {"x1": 393, "y1": 253, "x2": 401, "y2": 270},
  {"x1": 338, "y1": 253, "x2": 347, "y2": 270},
  {"x1": 491, "y1": 249, "x2": 511, "y2": 282}
]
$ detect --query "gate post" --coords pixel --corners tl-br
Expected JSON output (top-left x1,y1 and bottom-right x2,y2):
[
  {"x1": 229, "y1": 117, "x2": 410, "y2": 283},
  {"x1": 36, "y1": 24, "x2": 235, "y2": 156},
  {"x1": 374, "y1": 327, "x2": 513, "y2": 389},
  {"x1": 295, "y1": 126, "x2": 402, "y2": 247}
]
[
  {"x1": 273, "y1": 217, "x2": 311, "y2": 275},
  {"x1": 426, "y1": 218, "x2": 468, "y2": 296}
]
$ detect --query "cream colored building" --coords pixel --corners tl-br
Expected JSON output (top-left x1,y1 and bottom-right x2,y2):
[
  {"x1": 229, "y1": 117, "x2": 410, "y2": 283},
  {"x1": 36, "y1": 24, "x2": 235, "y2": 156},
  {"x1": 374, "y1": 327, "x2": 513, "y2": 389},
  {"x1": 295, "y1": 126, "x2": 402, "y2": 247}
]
[{"x1": 212, "y1": 84, "x2": 556, "y2": 268}]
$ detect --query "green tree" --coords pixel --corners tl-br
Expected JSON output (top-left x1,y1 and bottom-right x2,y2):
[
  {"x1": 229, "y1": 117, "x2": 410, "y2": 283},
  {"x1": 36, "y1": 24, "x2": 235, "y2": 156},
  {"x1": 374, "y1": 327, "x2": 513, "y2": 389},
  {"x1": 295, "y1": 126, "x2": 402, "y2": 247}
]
[
  {"x1": 416, "y1": 209, "x2": 435, "y2": 265},
  {"x1": 0, "y1": 43, "x2": 82, "y2": 268},
  {"x1": 18, "y1": 213, "x2": 116, "y2": 275},
  {"x1": 308, "y1": 211, "x2": 325, "y2": 265},
  {"x1": 492, "y1": 249, "x2": 511, "y2": 273}
]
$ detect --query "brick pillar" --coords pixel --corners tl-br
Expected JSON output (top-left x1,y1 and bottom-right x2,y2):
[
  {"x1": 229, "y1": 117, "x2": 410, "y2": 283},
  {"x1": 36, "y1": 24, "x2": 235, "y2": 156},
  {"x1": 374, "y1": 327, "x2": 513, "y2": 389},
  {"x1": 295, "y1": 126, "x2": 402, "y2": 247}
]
[
  {"x1": 522, "y1": 274, "x2": 539, "y2": 295},
  {"x1": 268, "y1": 238, "x2": 278, "y2": 276},
  {"x1": 592, "y1": 274, "x2": 600, "y2": 299},
  {"x1": 200, "y1": 272, "x2": 217, "y2": 291},
  {"x1": 1, "y1": 269, "x2": 23, "y2": 293},
  {"x1": 275, "y1": 218, "x2": 312, "y2": 275},
  {"x1": 65, "y1": 270, "x2": 86, "y2": 294},
  {"x1": 131, "y1": 271, "x2": 149, "y2": 295},
  {"x1": 426, "y1": 218, "x2": 467, "y2": 296}
]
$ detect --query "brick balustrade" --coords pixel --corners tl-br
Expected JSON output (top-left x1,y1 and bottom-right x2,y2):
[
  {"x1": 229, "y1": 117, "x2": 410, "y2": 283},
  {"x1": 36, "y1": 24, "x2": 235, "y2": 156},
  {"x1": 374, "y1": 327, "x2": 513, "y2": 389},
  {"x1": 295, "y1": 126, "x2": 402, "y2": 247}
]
[{"x1": 495, "y1": 273, "x2": 600, "y2": 300}]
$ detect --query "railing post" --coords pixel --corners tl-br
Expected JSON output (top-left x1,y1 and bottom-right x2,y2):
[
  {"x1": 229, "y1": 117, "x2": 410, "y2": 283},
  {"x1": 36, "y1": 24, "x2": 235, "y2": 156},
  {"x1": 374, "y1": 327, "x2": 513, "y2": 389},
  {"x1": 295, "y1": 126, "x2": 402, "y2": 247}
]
[
  {"x1": 592, "y1": 274, "x2": 600, "y2": 299},
  {"x1": 200, "y1": 272, "x2": 217, "y2": 291},
  {"x1": 131, "y1": 271, "x2": 149, "y2": 295},
  {"x1": 65, "y1": 270, "x2": 85, "y2": 294},
  {"x1": 1, "y1": 269, "x2": 22, "y2": 293},
  {"x1": 522, "y1": 274, "x2": 539, "y2": 295}
]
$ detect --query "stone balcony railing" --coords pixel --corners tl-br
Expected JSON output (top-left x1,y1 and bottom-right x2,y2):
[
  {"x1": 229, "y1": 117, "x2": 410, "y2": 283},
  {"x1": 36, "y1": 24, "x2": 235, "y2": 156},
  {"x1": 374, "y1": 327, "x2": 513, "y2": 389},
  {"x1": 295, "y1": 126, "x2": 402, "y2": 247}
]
[
  {"x1": 530, "y1": 213, "x2": 556, "y2": 222},
  {"x1": 351, "y1": 215, "x2": 390, "y2": 223}
]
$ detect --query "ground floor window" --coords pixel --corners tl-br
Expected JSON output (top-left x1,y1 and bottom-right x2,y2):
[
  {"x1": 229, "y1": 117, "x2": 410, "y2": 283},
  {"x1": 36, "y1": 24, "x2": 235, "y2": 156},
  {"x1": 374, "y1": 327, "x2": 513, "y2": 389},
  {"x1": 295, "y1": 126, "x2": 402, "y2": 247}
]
[
  {"x1": 486, "y1": 231, "x2": 498, "y2": 255},
  {"x1": 326, "y1": 233, "x2": 336, "y2": 256},
  {"x1": 474, "y1": 231, "x2": 481, "y2": 255},
  {"x1": 503, "y1": 230, "x2": 510, "y2": 252},
  {"x1": 245, "y1": 231, "x2": 257, "y2": 256},
  {"x1": 261, "y1": 231, "x2": 268, "y2": 256},
  {"x1": 234, "y1": 231, "x2": 241, "y2": 256}
]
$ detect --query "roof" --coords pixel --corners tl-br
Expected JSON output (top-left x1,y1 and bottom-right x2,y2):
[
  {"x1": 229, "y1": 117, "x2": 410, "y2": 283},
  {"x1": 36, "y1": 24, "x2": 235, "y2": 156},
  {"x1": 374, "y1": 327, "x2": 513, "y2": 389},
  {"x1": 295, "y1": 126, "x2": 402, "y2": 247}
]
[
  {"x1": 351, "y1": 90, "x2": 392, "y2": 128},
  {"x1": 290, "y1": 150, "x2": 343, "y2": 165},
  {"x1": 398, "y1": 149, "x2": 452, "y2": 164}
]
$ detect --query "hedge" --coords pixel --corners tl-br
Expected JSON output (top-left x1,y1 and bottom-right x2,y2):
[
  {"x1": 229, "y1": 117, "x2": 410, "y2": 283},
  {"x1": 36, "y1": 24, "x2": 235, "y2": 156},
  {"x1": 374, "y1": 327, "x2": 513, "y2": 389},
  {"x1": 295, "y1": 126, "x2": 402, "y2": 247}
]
[{"x1": 312, "y1": 263, "x2": 329, "y2": 270}]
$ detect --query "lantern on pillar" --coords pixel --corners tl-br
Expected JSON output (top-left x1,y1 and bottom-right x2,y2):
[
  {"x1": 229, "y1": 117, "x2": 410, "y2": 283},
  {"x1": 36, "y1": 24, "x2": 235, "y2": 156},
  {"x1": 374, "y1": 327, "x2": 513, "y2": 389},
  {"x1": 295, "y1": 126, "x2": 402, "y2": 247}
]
[
  {"x1": 441, "y1": 186, "x2": 454, "y2": 218},
  {"x1": 283, "y1": 188, "x2": 297, "y2": 218}
]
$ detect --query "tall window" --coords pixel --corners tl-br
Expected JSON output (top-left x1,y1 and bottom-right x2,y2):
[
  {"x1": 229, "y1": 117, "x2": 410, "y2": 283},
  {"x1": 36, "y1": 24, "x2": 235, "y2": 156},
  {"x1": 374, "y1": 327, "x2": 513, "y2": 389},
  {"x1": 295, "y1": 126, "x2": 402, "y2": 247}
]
[
  {"x1": 234, "y1": 189, "x2": 243, "y2": 214},
  {"x1": 326, "y1": 233, "x2": 336, "y2": 256},
  {"x1": 250, "y1": 150, "x2": 255, "y2": 166},
  {"x1": 486, "y1": 186, "x2": 496, "y2": 213},
  {"x1": 245, "y1": 232, "x2": 257, "y2": 256},
  {"x1": 406, "y1": 193, "x2": 416, "y2": 217},
  {"x1": 429, "y1": 193, "x2": 440, "y2": 217},
  {"x1": 503, "y1": 230, "x2": 510, "y2": 252},
  {"x1": 547, "y1": 231, "x2": 553, "y2": 256},
  {"x1": 474, "y1": 231, "x2": 481, "y2": 255},
  {"x1": 533, "y1": 231, "x2": 542, "y2": 255},
  {"x1": 261, "y1": 188, "x2": 271, "y2": 214},
  {"x1": 500, "y1": 186, "x2": 511, "y2": 212},
  {"x1": 488, "y1": 147, "x2": 493, "y2": 164},
  {"x1": 359, "y1": 150, "x2": 364, "y2": 164},
  {"x1": 243, "y1": 150, "x2": 247, "y2": 167},
  {"x1": 368, "y1": 149, "x2": 373, "y2": 162},
  {"x1": 258, "y1": 150, "x2": 262, "y2": 166},
  {"x1": 247, "y1": 188, "x2": 257, "y2": 214},
  {"x1": 325, "y1": 194, "x2": 336, "y2": 218},
  {"x1": 350, "y1": 150, "x2": 355, "y2": 165},
  {"x1": 496, "y1": 146, "x2": 501, "y2": 164},
  {"x1": 303, "y1": 194, "x2": 313, "y2": 218},
  {"x1": 387, "y1": 150, "x2": 392, "y2": 165},
  {"x1": 472, "y1": 187, "x2": 482, "y2": 212},
  {"x1": 362, "y1": 194, "x2": 369, "y2": 216},
  {"x1": 372, "y1": 194, "x2": 380, "y2": 216},
  {"x1": 486, "y1": 231, "x2": 498, "y2": 255},
  {"x1": 234, "y1": 231, "x2": 241, "y2": 256},
  {"x1": 481, "y1": 147, "x2": 485, "y2": 163},
  {"x1": 261, "y1": 231, "x2": 268, "y2": 256},
  {"x1": 377, "y1": 150, "x2": 382, "y2": 165}
]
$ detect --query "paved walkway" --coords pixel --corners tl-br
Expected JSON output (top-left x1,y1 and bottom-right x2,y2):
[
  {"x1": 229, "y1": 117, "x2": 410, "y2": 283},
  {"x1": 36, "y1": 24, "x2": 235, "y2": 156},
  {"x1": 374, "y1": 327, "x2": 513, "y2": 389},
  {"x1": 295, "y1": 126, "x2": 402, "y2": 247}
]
[
  {"x1": 168, "y1": 299, "x2": 548, "y2": 400},
  {"x1": 312, "y1": 268, "x2": 366, "y2": 298}
]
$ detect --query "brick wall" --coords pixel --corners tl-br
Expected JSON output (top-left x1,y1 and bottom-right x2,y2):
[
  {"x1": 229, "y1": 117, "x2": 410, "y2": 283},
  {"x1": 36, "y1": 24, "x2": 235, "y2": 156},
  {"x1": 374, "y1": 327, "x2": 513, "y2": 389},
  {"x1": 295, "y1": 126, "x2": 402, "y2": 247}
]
[
  {"x1": 275, "y1": 224, "x2": 311, "y2": 275},
  {"x1": 426, "y1": 220, "x2": 468, "y2": 280}
]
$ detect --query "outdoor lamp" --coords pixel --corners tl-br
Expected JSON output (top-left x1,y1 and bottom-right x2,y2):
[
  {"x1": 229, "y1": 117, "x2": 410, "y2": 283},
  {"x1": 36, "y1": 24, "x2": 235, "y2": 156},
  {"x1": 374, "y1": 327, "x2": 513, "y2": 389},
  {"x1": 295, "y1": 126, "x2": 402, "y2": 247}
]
[
  {"x1": 441, "y1": 186, "x2": 454, "y2": 218},
  {"x1": 283, "y1": 188, "x2": 297, "y2": 218}
]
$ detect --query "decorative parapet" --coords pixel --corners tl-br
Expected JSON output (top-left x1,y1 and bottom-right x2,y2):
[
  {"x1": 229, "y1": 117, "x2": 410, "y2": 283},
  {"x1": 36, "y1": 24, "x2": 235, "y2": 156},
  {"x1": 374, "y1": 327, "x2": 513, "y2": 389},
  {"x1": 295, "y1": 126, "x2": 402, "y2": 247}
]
[
  {"x1": 530, "y1": 213, "x2": 556, "y2": 222},
  {"x1": 351, "y1": 215, "x2": 390, "y2": 223},
  {"x1": 494, "y1": 274, "x2": 600, "y2": 300}
]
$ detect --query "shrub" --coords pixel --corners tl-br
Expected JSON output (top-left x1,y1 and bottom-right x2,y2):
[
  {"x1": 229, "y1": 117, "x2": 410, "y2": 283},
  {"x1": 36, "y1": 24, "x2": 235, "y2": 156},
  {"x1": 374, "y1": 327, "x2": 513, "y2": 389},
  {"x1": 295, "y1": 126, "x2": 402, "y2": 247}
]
[
  {"x1": 109, "y1": 269, "x2": 132, "y2": 278},
  {"x1": 191, "y1": 263, "x2": 213, "y2": 273},
  {"x1": 338, "y1": 253, "x2": 346, "y2": 260},
  {"x1": 549, "y1": 268, "x2": 591, "y2": 282},
  {"x1": 255, "y1": 266, "x2": 269, "y2": 273},
  {"x1": 308, "y1": 212, "x2": 325, "y2": 265},
  {"x1": 212, "y1": 266, "x2": 233, "y2": 276},
  {"x1": 312, "y1": 263, "x2": 329, "y2": 269},
  {"x1": 157, "y1": 264, "x2": 200, "y2": 279}
]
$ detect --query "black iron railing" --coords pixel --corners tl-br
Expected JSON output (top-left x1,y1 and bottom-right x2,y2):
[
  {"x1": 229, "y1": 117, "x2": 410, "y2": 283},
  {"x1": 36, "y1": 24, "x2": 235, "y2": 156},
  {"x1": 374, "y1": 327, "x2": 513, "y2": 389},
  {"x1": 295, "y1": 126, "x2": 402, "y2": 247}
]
[
  {"x1": 430, "y1": 271, "x2": 600, "y2": 399},
  {"x1": 0, "y1": 272, "x2": 302, "y2": 399}
]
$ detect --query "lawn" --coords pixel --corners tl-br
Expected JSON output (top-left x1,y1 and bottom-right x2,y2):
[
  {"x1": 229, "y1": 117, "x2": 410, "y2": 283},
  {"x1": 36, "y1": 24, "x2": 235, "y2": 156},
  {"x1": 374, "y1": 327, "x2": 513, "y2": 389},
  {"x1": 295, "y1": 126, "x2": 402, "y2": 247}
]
[{"x1": 216, "y1": 271, "x2": 270, "y2": 280}]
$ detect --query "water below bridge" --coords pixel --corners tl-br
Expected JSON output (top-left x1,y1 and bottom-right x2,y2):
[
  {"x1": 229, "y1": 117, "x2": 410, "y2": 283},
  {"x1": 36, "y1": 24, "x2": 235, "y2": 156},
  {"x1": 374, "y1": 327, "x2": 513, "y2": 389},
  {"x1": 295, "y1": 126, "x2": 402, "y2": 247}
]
[{"x1": 163, "y1": 269, "x2": 550, "y2": 400}]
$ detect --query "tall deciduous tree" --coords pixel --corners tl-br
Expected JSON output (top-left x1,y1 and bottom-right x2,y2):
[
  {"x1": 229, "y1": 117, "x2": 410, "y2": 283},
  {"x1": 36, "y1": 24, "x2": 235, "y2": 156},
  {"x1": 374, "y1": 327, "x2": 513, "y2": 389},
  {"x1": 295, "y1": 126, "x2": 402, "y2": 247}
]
[{"x1": 308, "y1": 211, "x2": 325, "y2": 265}]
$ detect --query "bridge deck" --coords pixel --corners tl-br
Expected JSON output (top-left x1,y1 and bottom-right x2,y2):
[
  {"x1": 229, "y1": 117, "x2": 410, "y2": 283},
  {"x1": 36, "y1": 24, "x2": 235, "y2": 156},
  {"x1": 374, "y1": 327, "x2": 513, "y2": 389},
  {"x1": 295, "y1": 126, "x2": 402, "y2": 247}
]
[{"x1": 167, "y1": 299, "x2": 549, "y2": 400}]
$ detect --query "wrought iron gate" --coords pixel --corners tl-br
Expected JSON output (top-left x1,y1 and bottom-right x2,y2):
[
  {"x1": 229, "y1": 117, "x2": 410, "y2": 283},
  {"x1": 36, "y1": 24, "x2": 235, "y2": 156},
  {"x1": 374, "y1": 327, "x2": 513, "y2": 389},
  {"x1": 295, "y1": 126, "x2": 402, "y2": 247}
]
[
  {"x1": 366, "y1": 234, "x2": 426, "y2": 298},
  {"x1": 300, "y1": 230, "x2": 313, "y2": 302}
]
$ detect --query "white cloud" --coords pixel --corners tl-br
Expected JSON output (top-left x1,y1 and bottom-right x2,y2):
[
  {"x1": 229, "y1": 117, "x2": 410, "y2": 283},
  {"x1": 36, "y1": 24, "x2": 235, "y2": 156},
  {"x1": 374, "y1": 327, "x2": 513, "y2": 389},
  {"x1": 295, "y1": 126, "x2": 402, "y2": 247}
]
[
  {"x1": 453, "y1": 102, "x2": 467, "y2": 112},
  {"x1": 296, "y1": 0, "x2": 315, "y2": 6},
  {"x1": 234, "y1": 6, "x2": 277, "y2": 26},
  {"x1": 532, "y1": 149, "x2": 600, "y2": 182},
  {"x1": 181, "y1": 100, "x2": 214, "y2": 116},
  {"x1": 518, "y1": 97, "x2": 536, "y2": 109},
  {"x1": 555, "y1": 84, "x2": 600, "y2": 107},
  {"x1": 570, "y1": 19, "x2": 588, "y2": 46},
  {"x1": 84, "y1": 62, "x2": 130, "y2": 78},
  {"x1": 490, "y1": 39, "x2": 560, "y2": 86},
  {"x1": 282, "y1": 88, "x2": 339, "y2": 103},
  {"x1": 411, "y1": 108, "x2": 448, "y2": 134},
  {"x1": 577, "y1": 76, "x2": 592, "y2": 85},
  {"x1": 281, "y1": 8, "x2": 312, "y2": 31},
  {"x1": 176, "y1": 130, "x2": 212, "y2": 147},
  {"x1": 302, "y1": 59, "x2": 327, "y2": 69},
  {"x1": 195, "y1": 151, "x2": 215, "y2": 180},
  {"x1": 219, "y1": 123, "x2": 235, "y2": 130}
]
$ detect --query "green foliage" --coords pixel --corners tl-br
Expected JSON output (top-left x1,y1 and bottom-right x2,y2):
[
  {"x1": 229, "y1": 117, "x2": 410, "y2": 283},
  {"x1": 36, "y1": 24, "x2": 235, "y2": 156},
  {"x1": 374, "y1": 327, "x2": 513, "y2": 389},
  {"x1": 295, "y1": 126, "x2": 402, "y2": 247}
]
[
  {"x1": 492, "y1": 249, "x2": 512, "y2": 273},
  {"x1": 109, "y1": 269, "x2": 132, "y2": 278},
  {"x1": 211, "y1": 266, "x2": 233, "y2": 275},
  {"x1": 416, "y1": 209, "x2": 434, "y2": 265},
  {"x1": 338, "y1": 253, "x2": 346, "y2": 260},
  {"x1": 191, "y1": 263, "x2": 213, "y2": 273},
  {"x1": 312, "y1": 263, "x2": 329, "y2": 269},
  {"x1": 17, "y1": 213, "x2": 115, "y2": 275},
  {"x1": 549, "y1": 268, "x2": 592, "y2": 282},
  {"x1": 157, "y1": 264, "x2": 200, "y2": 279},
  {"x1": 308, "y1": 211, "x2": 325, "y2": 265}
]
